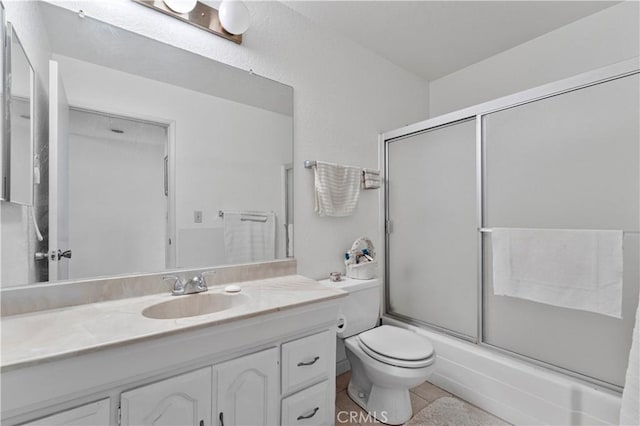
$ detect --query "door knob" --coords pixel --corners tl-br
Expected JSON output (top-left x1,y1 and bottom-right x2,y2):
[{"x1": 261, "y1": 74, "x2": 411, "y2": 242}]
[{"x1": 58, "y1": 249, "x2": 72, "y2": 260}]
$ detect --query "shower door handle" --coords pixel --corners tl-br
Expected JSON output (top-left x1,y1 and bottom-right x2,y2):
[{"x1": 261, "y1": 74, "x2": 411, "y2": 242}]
[{"x1": 164, "y1": 155, "x2": 168, "y2": 196}]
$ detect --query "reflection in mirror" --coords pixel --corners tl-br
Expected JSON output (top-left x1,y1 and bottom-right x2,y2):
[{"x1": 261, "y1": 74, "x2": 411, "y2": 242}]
[
  {"x1": 0, "y1": 1, "x2": 293, "y2": 288},
  {"x1": 8, "y1": 23, "x2": 34, "y2": 206},
  {"x1": 0, "y1": 2, "x2": 5, "y2": 200},
  {"x1": 67, "y1": 109, "x2": 168, "y2": 280}
]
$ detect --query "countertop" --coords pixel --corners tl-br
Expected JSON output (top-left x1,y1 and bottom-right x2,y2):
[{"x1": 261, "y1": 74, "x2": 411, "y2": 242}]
[{"x1": 1, "y1": 275, "x2": 346, "y2": 371}]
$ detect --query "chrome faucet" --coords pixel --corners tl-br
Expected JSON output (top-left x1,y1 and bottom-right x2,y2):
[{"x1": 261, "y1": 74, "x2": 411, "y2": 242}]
[{"x1": 163, "y1": 274, "x2": 208, "y2": 296}]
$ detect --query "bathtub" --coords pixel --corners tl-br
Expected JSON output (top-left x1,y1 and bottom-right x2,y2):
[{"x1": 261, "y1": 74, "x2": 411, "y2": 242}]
[{"x1": 382, "y1": 317, "x2": 622, "y2": 425}]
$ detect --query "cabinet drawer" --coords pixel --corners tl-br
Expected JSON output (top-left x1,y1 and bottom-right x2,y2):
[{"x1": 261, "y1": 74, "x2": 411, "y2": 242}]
[
  {"x1": 281, "y1": 380, "x2": 331, "y2": 426},
  {"x1": 282, "y1": 330, "x2": 332, "y2": 394}
]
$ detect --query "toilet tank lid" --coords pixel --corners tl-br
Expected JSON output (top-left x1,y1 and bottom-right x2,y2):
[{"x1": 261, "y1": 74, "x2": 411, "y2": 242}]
[
  {"x1": 318, "y1": 277, "x2": 381, "y2": 292},
  {"x1": 359, "y1": 325, "x2": 434, "y2": 361}
]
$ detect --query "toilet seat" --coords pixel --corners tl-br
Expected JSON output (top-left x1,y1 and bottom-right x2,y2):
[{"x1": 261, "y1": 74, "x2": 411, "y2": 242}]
[{"x1": 357, "y1": 325, "x2": 435, "y2": 369}]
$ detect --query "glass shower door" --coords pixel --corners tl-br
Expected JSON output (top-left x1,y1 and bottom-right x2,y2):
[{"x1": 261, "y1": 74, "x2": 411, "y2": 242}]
[
  {"x1": 386, "y1": 118, "x2": 478, "y2": 340},
  {"x1": 482, "y1": 73, "x2": 640, "y2": 387}
]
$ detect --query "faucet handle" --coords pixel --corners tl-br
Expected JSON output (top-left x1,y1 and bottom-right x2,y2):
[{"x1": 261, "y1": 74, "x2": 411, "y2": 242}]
[
  {"x1": 164, "y1": 275, "x2": 186, "y2": 295},
  {"x1": 191, "y1": 274, "x2": 208, "y2": 292}
]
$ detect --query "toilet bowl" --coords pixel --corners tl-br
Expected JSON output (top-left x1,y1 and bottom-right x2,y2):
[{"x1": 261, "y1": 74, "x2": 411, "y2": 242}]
[
  {"x1": 320, "y1": 277, "x2": 436, "y2": 425},
  {"x1": 344, "y1": 325, "x2": 434, "y2": 425}
]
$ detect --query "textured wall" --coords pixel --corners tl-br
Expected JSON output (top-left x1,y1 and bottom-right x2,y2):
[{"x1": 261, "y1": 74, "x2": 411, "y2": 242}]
[
  {"x1": 48, "y1": 0, "x2": 429, "y2": 280},
  {"x1": 428, "y1": 1, "x2": 640, "y2": 117}
]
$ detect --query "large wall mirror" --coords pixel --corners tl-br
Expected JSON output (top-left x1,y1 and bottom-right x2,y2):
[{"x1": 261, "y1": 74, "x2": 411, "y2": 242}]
[{"x1": 0, "y1": 1, "x2": 293, "y2": 287}]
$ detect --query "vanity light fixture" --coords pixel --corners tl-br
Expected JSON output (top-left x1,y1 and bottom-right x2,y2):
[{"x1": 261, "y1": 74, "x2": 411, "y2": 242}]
[
  {"x1": 132, "y1": 0, "x2": 250, "y2": 44},
  {"x1": 163, "y1": 0, "x2": 197, "y2": 14},
  {"x1": 218, "y1": 1, "x2": 250, "y2": 35}
]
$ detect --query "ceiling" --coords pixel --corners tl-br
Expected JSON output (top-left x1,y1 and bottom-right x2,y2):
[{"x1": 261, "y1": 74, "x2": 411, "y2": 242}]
[
  {"x1": 69, "y1": 109, "x2": 167, "y2": 146},
  {"x1": 284, "y1": 1, "x2": 618, "y2": 81}
]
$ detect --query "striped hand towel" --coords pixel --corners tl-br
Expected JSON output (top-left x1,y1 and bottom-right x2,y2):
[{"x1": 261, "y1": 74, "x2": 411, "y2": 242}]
[
  {"x1": 363, "y1": 168, "x2": 381, "y2": 189},
  {"x1": 314, "y1": 161, "x2": 362, "y2": 216}
]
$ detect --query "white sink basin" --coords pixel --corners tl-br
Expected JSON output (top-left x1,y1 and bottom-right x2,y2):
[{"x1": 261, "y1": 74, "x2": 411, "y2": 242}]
[{"x1": 142, "y1": 293, "x2": 249, "y2": 319}]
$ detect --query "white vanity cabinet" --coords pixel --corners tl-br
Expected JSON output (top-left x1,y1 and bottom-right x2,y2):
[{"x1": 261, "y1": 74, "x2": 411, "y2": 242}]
[
  {"x1": 20, "y1": 399, "x2": 110, "y2": 426},
  {"x1": 1, "y1": 289, "x2": 344, "y2": 426},
  {"x1": 215, "y1": 348, "x2": 279, "y2": 426},
  {"x1": 120, "y1": 367, "x2": 212, "y2": 426}
]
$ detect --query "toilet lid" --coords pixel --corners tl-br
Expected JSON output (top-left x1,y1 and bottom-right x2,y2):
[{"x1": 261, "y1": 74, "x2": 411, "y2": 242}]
[
  {"x1": 359, "y1": 325, "x2": 434, "y2": 361},
  {"x1": 358, "y1": 339, "x2": 435, "y2": 369}
]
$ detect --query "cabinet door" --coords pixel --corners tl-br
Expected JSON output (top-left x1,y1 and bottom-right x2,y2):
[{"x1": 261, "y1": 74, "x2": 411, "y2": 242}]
[
  {"x1": 121, "y1": 367, "x2": 212, "y2": 426},
  {"x1": 21, "y1": 399, "x2": 110, "y2": 426},
  {"x1": 215, "y1": 347, "x2": 279, "y2": 426}
]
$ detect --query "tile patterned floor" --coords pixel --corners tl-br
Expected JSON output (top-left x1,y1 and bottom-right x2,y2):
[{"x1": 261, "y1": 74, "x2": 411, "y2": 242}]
[{"x1": 334, "y1": 371, "x2": 510, "y2": 425}]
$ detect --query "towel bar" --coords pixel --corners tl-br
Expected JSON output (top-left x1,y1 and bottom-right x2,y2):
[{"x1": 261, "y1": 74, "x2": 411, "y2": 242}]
[{"x1": 218, "y1": 210, "x2": 270, "y2": 220}]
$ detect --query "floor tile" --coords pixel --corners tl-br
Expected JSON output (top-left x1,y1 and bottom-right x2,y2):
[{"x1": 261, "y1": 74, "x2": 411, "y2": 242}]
[
  {"x1": 336, "y1": 371, "x2": 352, "y2": 392},
  {"x1": 409, "y1": 392, "x2": 429, "y2": 414},
  {"x1": 410, "y1": 380, "x2": 451, "y2": 402},
  {"x1": 336, "y1": 390, "x2": 363, "y2": 413}
]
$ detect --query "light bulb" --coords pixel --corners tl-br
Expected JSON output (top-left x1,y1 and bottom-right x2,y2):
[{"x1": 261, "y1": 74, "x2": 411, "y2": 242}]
[
  {"x1": 163, "y1": 0, "x2": 197, "y2": 14},
  {"x1": 218, "y1": 1, "x2": 250, "y2": 35}
]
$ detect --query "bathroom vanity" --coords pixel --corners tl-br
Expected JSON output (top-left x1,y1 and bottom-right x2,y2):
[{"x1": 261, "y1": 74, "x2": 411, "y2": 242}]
[{"x1": 1, "y1": 271, "x2": 346, "y2": 426}]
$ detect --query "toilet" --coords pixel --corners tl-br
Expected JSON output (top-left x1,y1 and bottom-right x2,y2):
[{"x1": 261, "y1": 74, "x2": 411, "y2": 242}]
[{"x1": 321, "y1": 277, "x2": 435, "y2": 425}]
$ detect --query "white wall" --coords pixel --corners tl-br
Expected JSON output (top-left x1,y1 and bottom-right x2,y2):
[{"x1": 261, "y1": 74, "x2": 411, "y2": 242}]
[
  {"x1": 56, "y1": 55, "x2": 292, "y2": 269},
  {"x1": 428, "y1": 1, "x2": 640, "y2": 117},
  {"x1": 48, "y1": 0, "x2": 429, "y2": 280}
]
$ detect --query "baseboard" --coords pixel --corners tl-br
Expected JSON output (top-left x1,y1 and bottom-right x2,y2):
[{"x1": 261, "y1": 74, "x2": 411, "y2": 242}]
[{"x1": 336, "y1": 358, "x2": 350, "y2": 376}]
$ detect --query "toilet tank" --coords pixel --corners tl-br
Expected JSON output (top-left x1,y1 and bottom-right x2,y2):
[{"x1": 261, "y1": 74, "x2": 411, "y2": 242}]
[{"x1": 319, "y1": 277, "x2": 381, "y2": 338}]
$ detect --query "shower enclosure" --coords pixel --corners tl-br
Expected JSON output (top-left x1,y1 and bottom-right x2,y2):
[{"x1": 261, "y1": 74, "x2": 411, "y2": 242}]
[{"x1": 382, "y1": 59, "x2": 639, "y2": 390}]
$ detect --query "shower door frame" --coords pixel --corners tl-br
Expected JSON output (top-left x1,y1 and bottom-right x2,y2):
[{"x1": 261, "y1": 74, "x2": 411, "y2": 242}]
[{"x1": 380, "y1": 57, "x2": 640, "y2": 391}]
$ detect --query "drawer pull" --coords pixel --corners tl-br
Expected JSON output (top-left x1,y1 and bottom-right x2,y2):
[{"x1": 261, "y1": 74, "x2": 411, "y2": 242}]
[
  {"x1": 297, "y1": 356, "x2": 320, "y2": 367},
  {"x1": 297, "y1": 407, "x2": 319, "y2": 421}
]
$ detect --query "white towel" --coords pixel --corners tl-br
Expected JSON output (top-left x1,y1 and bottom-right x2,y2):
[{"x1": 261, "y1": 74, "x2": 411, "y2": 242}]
[
  {"x1": 314, "y1": 161, "x2": 361, "y2": 216},
  {"x1": 620, "y1": 290, "x2": 640, "y2": 425},
  {"x1": 223, "y1": 211, "x2": 275, "y2": 264},
  {"x1": 362, "y1": 168, "x2": 381, "y2": 189},
  {"x1": 491, "y1": 228, "x2": 623, "y2": 318}
]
